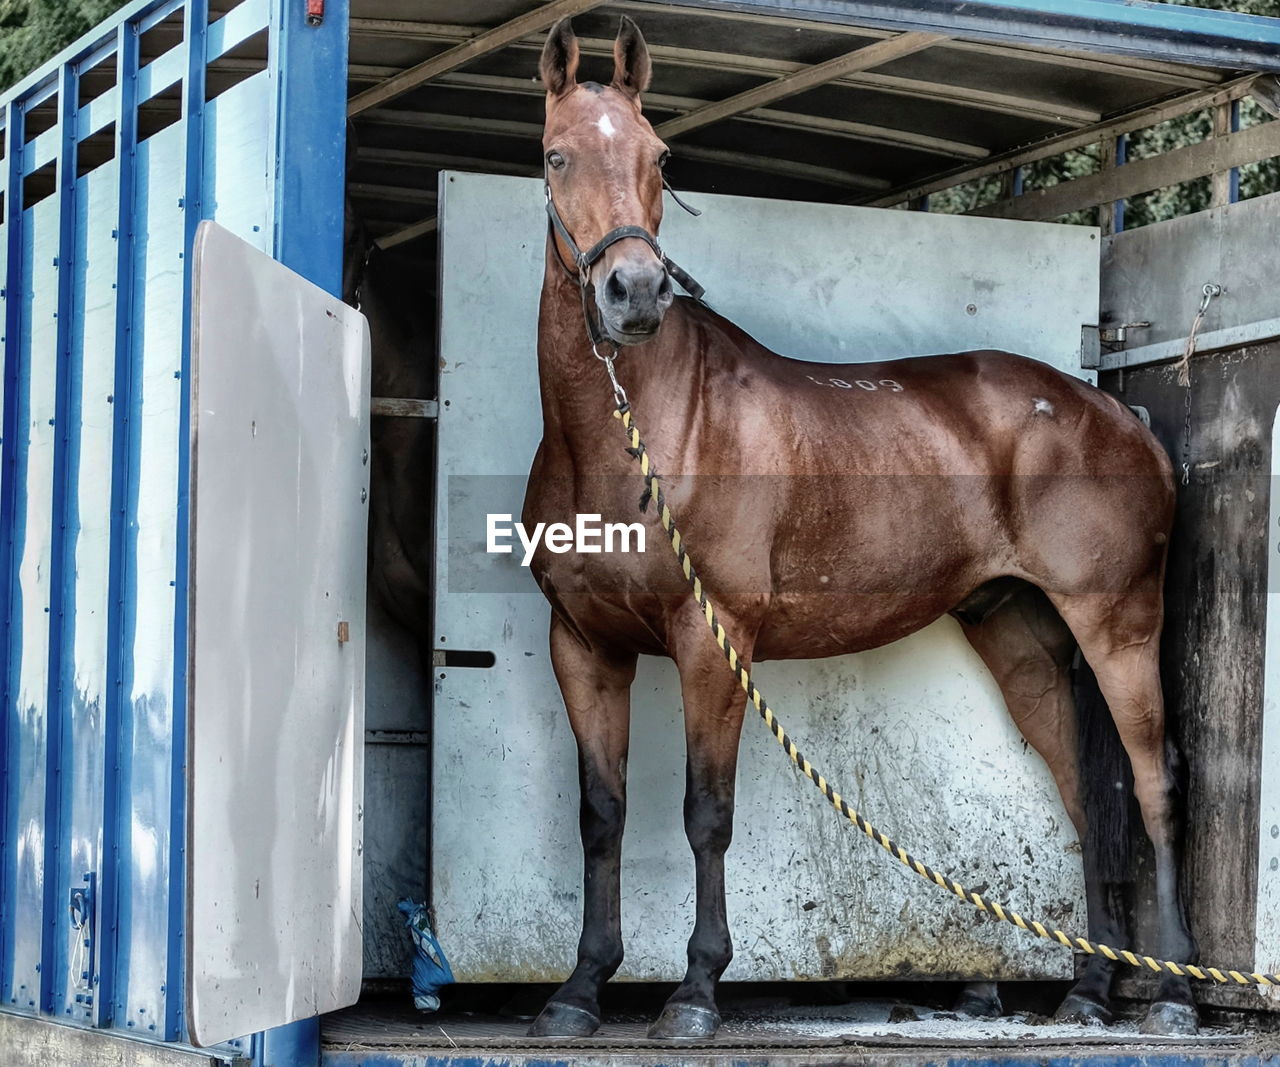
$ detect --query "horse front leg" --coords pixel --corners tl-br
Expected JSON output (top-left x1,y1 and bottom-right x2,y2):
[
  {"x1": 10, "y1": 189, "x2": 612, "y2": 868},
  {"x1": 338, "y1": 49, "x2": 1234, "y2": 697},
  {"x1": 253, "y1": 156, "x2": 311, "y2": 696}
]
[
  {"x1": 648, "y1": 613, "x2": 753, "y2": 1040},
  {"x1": 528, "y1": 616, "x2": 638, "y2": 1037}
]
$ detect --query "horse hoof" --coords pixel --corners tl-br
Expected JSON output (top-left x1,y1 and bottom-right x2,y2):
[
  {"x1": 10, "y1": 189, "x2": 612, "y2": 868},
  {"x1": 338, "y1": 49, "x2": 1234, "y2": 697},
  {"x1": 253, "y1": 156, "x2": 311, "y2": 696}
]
[
  {"x1": 647, "y1": 1003, "x2": 721, "y2": 1040},
  {"x1": 527, "y1": 1001, "x2": 601, "y2": 1037},
  {"x1": 954, "y1": 989, "x2": 1003, "y2": 1019},
  {"x1": 1053, "y1": 993, "x2": 1112, "y2": 1026},
  {"x1": 1139, "y1": 1001, "x2": 1198, "y2": 1036}
]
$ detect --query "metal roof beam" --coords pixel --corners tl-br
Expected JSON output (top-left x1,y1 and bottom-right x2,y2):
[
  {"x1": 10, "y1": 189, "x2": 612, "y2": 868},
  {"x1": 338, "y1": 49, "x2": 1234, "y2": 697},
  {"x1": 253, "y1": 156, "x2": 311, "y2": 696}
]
[
  {"x1": 348, "y1": 182, "x2": 438, "y2": 205},
  {"x1": 611, "y1": 2, "x2": 1224, "y2": 88},
  {"x1": 347, "y1": 0, "x2": 605, "y2": 117},
  {"x1": 654, "y1": 31, "x2": 947, "y2": 139},
  {"x1": 359, "y1": 108, "x2": 890, "y2": 190},
  {"x1": 346, "y1": 26, "x2": 1096, "y2": 125},
  {"x1": 358, "y1": 146, "x2": 538, "y2": 177},
  {"x1": 625, "y1": 0, "x2": 1224, "y2": 86},
  {"x1": 377, "y1": 217, "x2": 439, "y2": 250},
  {"x1": 417, "y1": 70, "x2": 987, "y2": 159},
  {"x1": 656, "y1": 0, "x2": 1280, "y2": 74},
  {"x1": 943, "y1": 39, "x2": 1221, "y2": 88},
  {"x1": 349, "y1": 8, "x2": 1223, "y2": 90}
]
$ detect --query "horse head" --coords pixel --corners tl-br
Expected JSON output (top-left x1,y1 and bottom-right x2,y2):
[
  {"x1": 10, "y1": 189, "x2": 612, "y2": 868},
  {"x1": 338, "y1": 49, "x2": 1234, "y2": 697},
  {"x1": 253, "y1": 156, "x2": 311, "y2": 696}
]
[{"x1": 540, "y1": 17, "x2": 674, "y2": 345}]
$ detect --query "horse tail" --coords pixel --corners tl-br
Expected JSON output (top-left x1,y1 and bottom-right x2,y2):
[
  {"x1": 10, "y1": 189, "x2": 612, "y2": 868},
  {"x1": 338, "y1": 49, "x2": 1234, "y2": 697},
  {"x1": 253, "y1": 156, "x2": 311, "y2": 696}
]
[{"x1": 1074, "y1": 653, "x2": 1134, "y2": 885}]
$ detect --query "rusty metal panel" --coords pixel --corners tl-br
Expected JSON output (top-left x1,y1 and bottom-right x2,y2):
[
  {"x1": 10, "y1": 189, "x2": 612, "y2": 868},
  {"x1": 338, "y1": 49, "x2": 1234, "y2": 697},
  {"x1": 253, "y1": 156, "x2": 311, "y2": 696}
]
[{"x1": 1098, "y1": 342, "x2": 1278, "y2": 1012}]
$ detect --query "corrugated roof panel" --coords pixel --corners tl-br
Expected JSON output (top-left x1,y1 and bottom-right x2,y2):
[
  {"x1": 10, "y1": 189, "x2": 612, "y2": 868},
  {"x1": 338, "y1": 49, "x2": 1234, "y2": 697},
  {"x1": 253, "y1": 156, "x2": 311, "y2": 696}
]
[{"x1": 344, "y1": 0, "x2": 1280, "y2": 249}]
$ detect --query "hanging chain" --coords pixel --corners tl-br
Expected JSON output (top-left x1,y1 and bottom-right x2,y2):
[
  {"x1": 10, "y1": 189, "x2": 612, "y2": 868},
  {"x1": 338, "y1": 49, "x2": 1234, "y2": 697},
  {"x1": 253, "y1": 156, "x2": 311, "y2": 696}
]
[{"x1": 1176, "y1": 283, "x2": 1221, "y2": 486}]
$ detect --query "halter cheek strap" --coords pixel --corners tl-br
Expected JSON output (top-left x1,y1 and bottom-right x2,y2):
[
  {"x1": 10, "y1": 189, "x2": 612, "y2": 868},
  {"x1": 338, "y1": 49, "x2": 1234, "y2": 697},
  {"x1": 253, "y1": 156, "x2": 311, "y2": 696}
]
[{"x1": 544, "y1": 177, "x2": 707, "y2": 316}]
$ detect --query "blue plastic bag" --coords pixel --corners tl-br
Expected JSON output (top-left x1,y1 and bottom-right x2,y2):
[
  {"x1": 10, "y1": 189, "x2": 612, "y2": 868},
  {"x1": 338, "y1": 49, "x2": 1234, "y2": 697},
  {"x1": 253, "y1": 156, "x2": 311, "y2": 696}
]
[{"x1": 398, "y1": 899, "x2": 454, "y2": 1012}]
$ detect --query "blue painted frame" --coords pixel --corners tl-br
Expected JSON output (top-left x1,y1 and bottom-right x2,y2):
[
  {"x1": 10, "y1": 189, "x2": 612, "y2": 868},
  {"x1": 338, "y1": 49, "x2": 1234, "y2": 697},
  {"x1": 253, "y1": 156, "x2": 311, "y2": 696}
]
[
  {"x1": 0, "y1": 97, "x2": 26, "y2": 1023},
  {"x1": 97, "y1": 18, "x2": 139, "y2": 1034},
  {"x1": 166, "y1": 0, "x2": 208, "y2": 1042},
  {"x1": 39, "y1": 60, "x2": 82, "y2": 1018},
  {"x1": 270, "y1": 0, "x2": 349, "y2": 294},
  {"x1": 0, "y1": 0, "x2": 343, "y2": 1058}
]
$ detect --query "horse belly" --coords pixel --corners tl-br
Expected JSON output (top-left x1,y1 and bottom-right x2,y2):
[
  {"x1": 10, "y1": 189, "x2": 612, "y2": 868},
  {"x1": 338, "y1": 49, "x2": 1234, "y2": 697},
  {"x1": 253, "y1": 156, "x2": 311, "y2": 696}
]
[
  {"x1": 754, "y1": 586, "x2": 964, "y2": 660},
  {"x1": 755, "y1": 502, "x2": 993, "y2": 658}
]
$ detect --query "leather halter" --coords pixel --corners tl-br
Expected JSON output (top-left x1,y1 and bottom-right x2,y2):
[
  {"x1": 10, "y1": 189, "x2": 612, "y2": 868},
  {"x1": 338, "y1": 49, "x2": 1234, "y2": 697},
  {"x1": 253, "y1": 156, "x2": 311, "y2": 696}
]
[{"x1": 544, "y1": 172, "x2": 706, "y2": 353}]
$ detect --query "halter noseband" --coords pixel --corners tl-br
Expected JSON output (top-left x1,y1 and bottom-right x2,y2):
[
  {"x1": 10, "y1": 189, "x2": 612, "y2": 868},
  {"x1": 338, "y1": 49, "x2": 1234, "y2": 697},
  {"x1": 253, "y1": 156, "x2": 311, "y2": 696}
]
[{"x1": 544, "y1": 173, "x2": 706, "y2": 354}]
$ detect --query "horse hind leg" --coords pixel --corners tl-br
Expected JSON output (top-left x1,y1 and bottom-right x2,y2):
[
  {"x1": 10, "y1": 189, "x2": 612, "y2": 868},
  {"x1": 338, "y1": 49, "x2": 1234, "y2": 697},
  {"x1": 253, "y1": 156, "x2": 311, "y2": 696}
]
[
  {"x1": 955, "y1": 581, "x2": 1133, "y2": 1025},
  {"x1": 1050, "y1": 585, "x2": 1199, "y2": 1036}
]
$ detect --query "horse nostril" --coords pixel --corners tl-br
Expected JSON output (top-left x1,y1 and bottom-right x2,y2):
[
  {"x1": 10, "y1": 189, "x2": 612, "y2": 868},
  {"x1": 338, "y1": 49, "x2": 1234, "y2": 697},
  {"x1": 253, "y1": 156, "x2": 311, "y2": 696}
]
[{"x1": 605, "y1": 269, "x2": 628, "y2": 305}]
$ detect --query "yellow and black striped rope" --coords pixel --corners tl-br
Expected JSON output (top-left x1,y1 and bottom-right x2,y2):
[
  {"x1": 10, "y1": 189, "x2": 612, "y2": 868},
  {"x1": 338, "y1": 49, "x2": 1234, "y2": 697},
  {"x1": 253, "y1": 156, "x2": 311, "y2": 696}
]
[{"x1": 613, "y1": 398, "x2": 1280, "y2": 990}]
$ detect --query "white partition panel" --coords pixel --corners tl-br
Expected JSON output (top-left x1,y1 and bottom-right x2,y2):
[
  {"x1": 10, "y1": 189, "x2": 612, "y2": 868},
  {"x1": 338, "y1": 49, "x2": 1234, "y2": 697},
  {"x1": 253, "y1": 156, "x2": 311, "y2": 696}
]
[
  {"x1": 1257, "y1": 403, "x2": 1280, "y2": 998},
  {"x1": 434, "y1": 173, "x2": 1099, "y2": 982},
  {"x1": 186, "y1": 223, "x2": 369, "y2": 1044}
]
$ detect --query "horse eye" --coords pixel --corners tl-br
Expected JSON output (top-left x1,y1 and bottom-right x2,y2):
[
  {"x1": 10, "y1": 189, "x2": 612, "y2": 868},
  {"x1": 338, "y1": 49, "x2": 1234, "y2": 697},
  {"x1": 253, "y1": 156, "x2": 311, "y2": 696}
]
[
  {"x1": 547, "y1": 151, "x2": 566, "y2": 170},
  {"x1": 658, "y1": 151, "x2": 670, "y2": 169}
]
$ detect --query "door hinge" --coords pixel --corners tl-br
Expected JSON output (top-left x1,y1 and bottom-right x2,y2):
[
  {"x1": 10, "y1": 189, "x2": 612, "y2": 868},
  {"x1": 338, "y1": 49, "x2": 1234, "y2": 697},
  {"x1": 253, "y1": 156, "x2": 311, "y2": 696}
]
[{"x1": 1081, "y1": 325, "x2": 1101, "y2": 370}]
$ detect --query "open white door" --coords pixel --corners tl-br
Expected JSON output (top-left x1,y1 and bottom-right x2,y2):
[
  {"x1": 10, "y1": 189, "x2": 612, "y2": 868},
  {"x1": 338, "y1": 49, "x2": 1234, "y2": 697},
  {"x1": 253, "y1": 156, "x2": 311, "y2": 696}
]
[{"x1": 186, "y1": 222, "x2": 369, "y2": 1046}]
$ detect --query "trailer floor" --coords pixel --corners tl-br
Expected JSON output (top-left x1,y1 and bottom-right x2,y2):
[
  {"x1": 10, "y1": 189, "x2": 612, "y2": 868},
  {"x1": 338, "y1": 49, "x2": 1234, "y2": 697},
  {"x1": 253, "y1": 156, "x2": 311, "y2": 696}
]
[{"x1": 321, "y1": 997, "x2": 1280, "y2": 1066}]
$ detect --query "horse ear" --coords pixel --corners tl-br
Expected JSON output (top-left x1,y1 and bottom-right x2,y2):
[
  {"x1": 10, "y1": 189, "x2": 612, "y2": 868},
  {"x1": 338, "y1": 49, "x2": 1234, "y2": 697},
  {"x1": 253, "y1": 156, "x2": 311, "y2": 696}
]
[
  {"x1": 540, "y1": 19, "x2": 580, "y2": 98},
  {"x1": 611, "y1": 16, "x2": 652, "y2": 99}
]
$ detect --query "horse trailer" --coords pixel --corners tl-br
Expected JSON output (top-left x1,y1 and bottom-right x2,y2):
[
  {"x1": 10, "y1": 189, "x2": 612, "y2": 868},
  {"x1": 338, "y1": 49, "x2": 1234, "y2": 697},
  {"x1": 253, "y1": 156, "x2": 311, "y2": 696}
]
[{"x1": 3, "y1": 0, "x2": 1280, "y2": 1063}]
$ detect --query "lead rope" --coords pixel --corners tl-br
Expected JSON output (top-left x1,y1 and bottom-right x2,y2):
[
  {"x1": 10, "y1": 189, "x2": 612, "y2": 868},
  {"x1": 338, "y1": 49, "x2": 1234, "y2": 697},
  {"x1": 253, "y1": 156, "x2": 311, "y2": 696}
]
[{"x1": 601, "y1": 360, "x2": 1278, "y2": 990}]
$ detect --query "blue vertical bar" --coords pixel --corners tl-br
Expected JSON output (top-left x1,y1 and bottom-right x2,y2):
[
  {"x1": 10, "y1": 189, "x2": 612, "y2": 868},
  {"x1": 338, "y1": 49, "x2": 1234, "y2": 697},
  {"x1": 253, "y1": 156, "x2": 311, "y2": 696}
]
[
  {"x1": 97, "y1": 17, "x2": 139, "y2": 1031},
  {"x1": 1229, "y1": 98, "x2": 1241, "y2": 204},
  {"x1": 0, "y1": 98, "x2": 27, "y2": 1010},
  {"x1": 1011, "y1": 165, "x2": 1024, "y2": 198},
  {"x1": 268, "y1": 0, "x2": 348, "y2": 294},
  {"x1": 256, "y1": 1017, "x2": 322, "y2": 1067},
  {"x1": 168, "y1": 0, "x2": 205, "y2": 1042},
  {"x1": 1113, "y1": 133, "x2": 1127, "y2": 234},
  {"x1": 257, "y1": 4, "x2": 348, "y2": 1059},
  {"x1": 40, "y1": 60, "x2": 81, "y2": 1015}
]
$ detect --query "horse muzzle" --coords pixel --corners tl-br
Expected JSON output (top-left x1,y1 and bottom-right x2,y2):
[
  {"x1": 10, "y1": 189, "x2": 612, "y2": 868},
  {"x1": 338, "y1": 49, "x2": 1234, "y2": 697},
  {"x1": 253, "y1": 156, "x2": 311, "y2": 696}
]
[{"x1": 596, "y1": 260, "x2": 674, "y2": 345}]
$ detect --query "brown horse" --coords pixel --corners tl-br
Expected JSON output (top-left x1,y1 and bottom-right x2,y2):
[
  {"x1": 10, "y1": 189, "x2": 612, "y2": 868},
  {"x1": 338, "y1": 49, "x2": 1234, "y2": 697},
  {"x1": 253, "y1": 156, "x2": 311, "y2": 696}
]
[{"x1": 522, "y1": 17, "x2": 1196, "y2": 1041}]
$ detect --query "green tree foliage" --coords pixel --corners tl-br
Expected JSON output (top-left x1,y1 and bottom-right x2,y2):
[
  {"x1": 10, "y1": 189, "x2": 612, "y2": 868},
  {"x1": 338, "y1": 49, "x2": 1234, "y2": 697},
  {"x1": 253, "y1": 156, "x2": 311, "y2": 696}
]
[
  {"x1": 928, "y1": 0, "x2": 1280, "y2": 224},
  {"x1": 0, "y1": 0, "x2": 130, "y2": 93}
]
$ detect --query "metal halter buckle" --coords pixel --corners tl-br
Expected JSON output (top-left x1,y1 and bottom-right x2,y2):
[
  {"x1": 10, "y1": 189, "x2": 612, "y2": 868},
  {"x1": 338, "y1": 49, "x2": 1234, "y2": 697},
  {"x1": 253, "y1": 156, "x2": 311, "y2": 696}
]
[{"x1": 593, "y1": 343, "x2": 628, "y2": 405}]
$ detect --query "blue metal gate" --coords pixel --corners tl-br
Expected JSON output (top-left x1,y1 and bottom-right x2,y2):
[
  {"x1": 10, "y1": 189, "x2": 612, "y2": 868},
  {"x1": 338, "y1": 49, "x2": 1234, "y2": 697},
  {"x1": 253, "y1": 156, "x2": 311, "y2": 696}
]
[{"x1": 0, "y1": 0, "x2": 346, "y2": 1053}]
